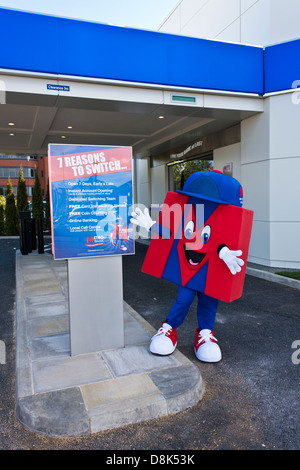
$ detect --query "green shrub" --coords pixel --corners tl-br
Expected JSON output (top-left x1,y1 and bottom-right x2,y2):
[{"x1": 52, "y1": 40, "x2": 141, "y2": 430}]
[
  {"x1": 0, "y1": 205, "x2": 5, "y2": 235},
  {"x1": 17, "y1": 167, "x2": 29, "y2": 213},
  {"x1": 5, "y1": 180, "x2": 18, "y2": 235},
  {"x1": 32, "y1": 170, "x2": 43, "y2": 219}
]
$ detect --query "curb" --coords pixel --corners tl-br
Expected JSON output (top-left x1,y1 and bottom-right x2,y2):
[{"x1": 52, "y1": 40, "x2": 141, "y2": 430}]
[
  {"x1": 17, "y1": 364, "x2": 204, "y2": 437},
  {"x1": 246, "y1": 267, "x2": 300, "y2": 290},
  {"x1": 16, "y1": 363, "x2": 203, "y2": 437}
]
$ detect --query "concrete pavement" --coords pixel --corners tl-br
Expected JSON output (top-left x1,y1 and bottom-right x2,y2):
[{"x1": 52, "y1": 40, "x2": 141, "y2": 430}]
[
  {"x1": 0, "y1": 237, "x2": 298, "y2": 449},
  {"x1": 15, "y1": 249, "x2": 203, "y2": 437}
]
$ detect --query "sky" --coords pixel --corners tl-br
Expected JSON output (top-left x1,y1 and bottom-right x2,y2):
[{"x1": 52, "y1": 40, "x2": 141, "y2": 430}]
[{"x1": 0, "y1": 0, "x2": 180, "y2": 30}]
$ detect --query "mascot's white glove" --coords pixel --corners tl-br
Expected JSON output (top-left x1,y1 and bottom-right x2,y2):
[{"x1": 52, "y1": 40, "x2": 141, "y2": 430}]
[
  {"x1": 219, "y1": 246, "x2": 244, "y2": 275},
  {"x1": 130, "y1": 207, "x2": 156, "y2": 232}
]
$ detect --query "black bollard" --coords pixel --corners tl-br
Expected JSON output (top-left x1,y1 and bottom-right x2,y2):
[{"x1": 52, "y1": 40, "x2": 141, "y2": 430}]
[
  {"x1": 31, "y1": 218, "x2": 37, "y2": 251},
  {"x1": 37, "y1": 218, "x2": 44, "y2": 254},
  {"x1": 19, "y1": 211, "x2": 31, "y2": 255},
  {"x1": 19, "y1": 218, "x2": 28, "y2": 255}
]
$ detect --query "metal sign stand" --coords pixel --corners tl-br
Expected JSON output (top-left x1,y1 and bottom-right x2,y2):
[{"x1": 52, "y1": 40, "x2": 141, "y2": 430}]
[{"x1": 68, "y1": 255, "x2": 124, "y2": 356}]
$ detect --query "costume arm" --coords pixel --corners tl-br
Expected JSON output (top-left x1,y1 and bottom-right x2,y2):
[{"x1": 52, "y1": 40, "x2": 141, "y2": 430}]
[
  {"x1": 218, "y1": 245, "x2": 244, "y2": 275},
  {"x1": 131, "y1": 207, "x2": 171, "y2": 239}
]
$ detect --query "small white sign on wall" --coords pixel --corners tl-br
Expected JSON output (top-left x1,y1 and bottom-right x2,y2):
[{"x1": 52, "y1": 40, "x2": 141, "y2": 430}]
[{"x1": 223, "y1": 162, "x2": 233, "y2": 177}]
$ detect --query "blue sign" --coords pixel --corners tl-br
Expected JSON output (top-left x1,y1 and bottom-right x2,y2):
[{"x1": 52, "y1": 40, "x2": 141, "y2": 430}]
[
  {"x1": 47, "y1": 84, "x2": 70, "y2": 91},
  {"x1": 48, "y1": 144, "x2": 134, "y2": 260}
]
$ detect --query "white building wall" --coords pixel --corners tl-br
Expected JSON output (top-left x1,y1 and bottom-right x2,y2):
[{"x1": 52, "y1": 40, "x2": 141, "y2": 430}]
[
  {"x1": 241, "y1": 99, "x2": 271, "y2": 265},
  {"x1": 160, "y1": 0, "x2": 242, "y2": 42},
  {"x1": 151, "y1": 165, "x2": 168, "y2": 206},
  {"x1": 157, "y1": 0, "x2": 300, "y2": 267},
  {"x1": 135, "y1": 158, "x2": 151, "y2": 208},
  {"x1": 241, "y1": 0, "x2": 271, "y2": 45},
  {"x1": 160, "y1": 0, "x2": 300, "y2": 47},
  {"x1": 214, "y1": 142, "x2": 241, "y2": 182},
  {"x1": 268, "y1": 94, "x2": 300, "y2": 268},
  {"x1": 242, "y1": 94, "x2": 300, "y2": 268},
  {"x1": 150, "y1": 164, "x2": 168, "y2": 222}
]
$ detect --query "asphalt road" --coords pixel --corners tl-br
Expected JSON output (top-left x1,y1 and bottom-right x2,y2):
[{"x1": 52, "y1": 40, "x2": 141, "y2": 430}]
[{"x1": 0, "y1": 238, "x2": 299, "y2": 451}]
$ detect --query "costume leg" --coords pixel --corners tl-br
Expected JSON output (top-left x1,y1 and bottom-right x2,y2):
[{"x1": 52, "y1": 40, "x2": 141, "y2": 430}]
[
  {"x1": 150, "y1": 285, "x2": 194, "y2": 355},
  {"x1": 196, "y1": 292, "x2": 218, "y2": 331},
  {"x1": 166, "y1": 285, "x2": 196, "y2": 329},
  {"x1": 194, "y1": 293, "x2": 221, "y2": 362}
]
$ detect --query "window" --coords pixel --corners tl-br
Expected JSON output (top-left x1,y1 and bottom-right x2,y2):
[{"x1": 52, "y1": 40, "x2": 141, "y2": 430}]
[
  {"x1": 168, "y1": 155, "x2": 214, "y2": 191},
  {"x1": 0, "y1": 167, "x2": 36, "y2": 178},
  {"x1": 0, "y1": 167, "x2": 17, "y2": 178},
  {"x1": 0, "y1": 185, "x2": 33, "y2": 197},
  {"x1": 0, "y1": 185, "x2": 17, "y2": 196}
]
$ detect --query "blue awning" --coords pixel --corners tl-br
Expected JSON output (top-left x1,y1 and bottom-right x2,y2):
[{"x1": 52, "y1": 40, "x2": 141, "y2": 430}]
[{"x1": 0, "y1": 8, "x2": 264, "y2": 95}]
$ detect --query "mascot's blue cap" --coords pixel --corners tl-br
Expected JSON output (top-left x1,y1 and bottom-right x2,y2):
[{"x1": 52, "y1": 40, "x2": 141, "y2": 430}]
[{"x1": 176, "y1": 170, "x2": 243, "y2": 207}]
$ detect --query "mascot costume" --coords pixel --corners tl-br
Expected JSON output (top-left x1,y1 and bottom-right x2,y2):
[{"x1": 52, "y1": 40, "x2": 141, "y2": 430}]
[{"x1": 131, "y1": 171, "x2": 253, "y2": 362}]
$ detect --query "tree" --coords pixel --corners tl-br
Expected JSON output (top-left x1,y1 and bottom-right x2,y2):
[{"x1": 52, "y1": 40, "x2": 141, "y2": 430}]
[
  {"x1": 17, "y1": 167, "x2": 29, "y2": 213},
  {"x1": 0, "y1": 196, "x2": 5, "y2": 235},
  {"x1": 32, "y1": 170, "x2": 44, "y2": 219},
  {"x1": 5, "y1": 179, "x2": 18, "y2": 235},
  {"x1": 44, "y1": 180, "x2": 51, "y2": 230}
]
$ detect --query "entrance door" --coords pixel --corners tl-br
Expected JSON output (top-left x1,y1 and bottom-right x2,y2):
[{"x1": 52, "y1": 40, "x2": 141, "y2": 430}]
[{"x1": 168, "y1": 153, "x2": 213, "y2": 191}]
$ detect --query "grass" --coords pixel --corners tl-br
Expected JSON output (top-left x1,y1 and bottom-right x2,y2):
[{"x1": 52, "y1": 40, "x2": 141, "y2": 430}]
[{"x1": 275, "y1": 271, "x2": 300, "y2": 281}]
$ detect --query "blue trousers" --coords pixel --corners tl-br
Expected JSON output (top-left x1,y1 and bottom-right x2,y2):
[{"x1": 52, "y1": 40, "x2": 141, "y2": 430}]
[{"x1": 166, "y1": 285, "x2": 218, "y2": 331}]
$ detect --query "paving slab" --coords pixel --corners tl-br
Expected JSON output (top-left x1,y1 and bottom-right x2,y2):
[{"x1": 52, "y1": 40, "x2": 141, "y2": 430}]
[{"x1": 15, "y1": 250, "x2": 204, "y2": 437}]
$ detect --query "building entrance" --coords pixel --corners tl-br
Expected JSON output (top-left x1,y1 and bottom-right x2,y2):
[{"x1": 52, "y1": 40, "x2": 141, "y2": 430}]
[{"x1": 168, "y1": 153, "x2": 213, "y2": 192}]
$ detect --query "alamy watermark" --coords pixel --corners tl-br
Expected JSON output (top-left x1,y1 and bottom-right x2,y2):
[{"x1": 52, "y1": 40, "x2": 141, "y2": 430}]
[
  {"x1": 91, "y1": 200, "x2": 205, "y2": 244},
  {"x1": 291, "y1": 340, "x2": 300, "y2": 365},
  {"x1": 0, "y1": 340, "x2": 5, "y2": 364},
  {"x1": 291, "y1": 80, "x2": 300, "y2": 104},
  {"x1": 0, "y1": 80, "x2": 6, "y2": 105},
  {"x1": 129, "y1": 202, "x2": 205, "y2": 247}
]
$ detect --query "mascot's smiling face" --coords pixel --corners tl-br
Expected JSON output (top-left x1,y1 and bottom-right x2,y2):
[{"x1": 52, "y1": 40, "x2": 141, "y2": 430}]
[{"x1": 176, "y1": 201, "x2": 215, "y2": 286}]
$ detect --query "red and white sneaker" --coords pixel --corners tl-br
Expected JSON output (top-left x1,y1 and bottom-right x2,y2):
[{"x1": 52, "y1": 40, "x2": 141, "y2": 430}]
[
  {"x1": 150, "y1": 322, "x2": 177, "y2": 356},
  {"x1": 194, "y1": 328, "x2": 222, "y2": 363}
]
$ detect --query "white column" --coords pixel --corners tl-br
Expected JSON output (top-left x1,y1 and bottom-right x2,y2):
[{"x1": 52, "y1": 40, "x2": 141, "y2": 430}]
[
  {"x1": 68, "y1": 256, "x2": 124, "y2": 356},
  {"x1": 241, "y1": 94, "x2": 300, "y2": 269}
]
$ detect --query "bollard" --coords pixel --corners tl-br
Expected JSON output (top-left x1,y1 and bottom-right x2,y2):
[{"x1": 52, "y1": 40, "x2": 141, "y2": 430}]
[
  {"x1": 19, "y1": 218, "x2": 28, "y2": 255},
  {"x1": 19, "y1": 211, "x2": 31, "y2": 255},
  {"x1": 31, "y1": 219, "x2": 37, "y2": 251},
  {"x1": 37, "y1": 218, "x2": 44, "y2": 254},
  {"x1": 26, "y1": 218, "x2": 32, "y2": 253}
]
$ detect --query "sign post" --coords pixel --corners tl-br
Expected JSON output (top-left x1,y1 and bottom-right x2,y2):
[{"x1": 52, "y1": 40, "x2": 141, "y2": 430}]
[{"x1": 48, "y1": 144, "x2": 134, "y2": 355}]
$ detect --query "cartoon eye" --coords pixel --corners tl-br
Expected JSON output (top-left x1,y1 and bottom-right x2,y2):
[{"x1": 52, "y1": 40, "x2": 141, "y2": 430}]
[
  {"x1": 184, "y1": 220, "x2": 195, "y2": 239},
  {"x1": 201, "y1": 225, "x2": 211, "y2": 244}
]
